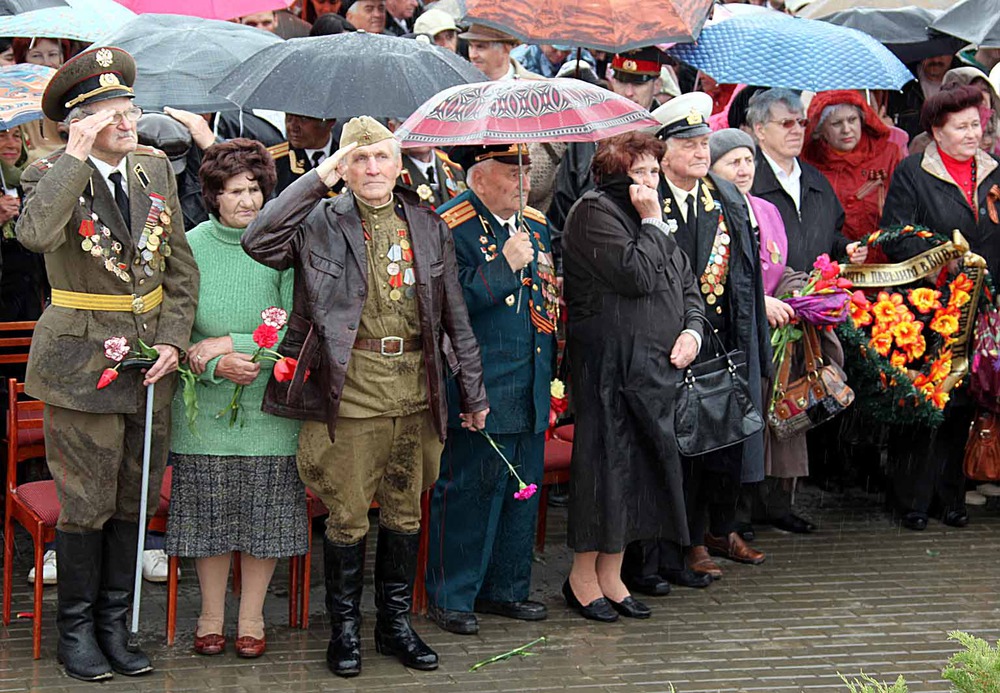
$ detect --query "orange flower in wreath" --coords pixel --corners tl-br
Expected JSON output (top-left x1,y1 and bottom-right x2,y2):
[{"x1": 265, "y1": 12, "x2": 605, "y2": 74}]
[
  {"x1": 929, "y1": 349, "x2": 953, "y2": 383},
  {"x1": 929, "y1": 307, "x2": 960, "y2": 337},
  {"x1": 871, "y1": 291, "x2": 902, "y2": 326},
  {"x1": 869, "y1": 330, "x2": 893, "y2": 357},
  {"x1": 952, "y1": 273, "x2": 974, "y2": 294},
  {"x1": 948, "y1": 289, "x2": 971, "y2": 309},
  {"x1": 889, "y1": 350, "x2": 909, "y2": 370},
  {"x1": 891, "y1": 316, "x2": 923, "y2": 346},
  {"x1": 930, "y1": 387, "x2": 950, "y2": 408},
  {"x1": 907, "y1": 287, "x2": 942, "y2": 314},
  {"x1": 904, "y1": 334, "x2": 927, "y2": 361}
]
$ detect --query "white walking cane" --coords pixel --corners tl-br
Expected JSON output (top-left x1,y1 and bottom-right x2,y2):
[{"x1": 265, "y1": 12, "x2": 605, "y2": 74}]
[{"x1": 129, "y1": 380, "x2": 154, "y2": 646}]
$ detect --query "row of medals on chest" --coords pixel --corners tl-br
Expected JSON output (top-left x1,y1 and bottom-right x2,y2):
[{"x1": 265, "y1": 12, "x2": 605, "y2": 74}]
[
  {"x1": 78, "y1": 196, "x2": 171, "y2": 282},
  {"x1": 369, "y1": 222, "x2": 417, "y2": 302},
  {"x1": 699, "y1": 198, "x2": 731, "y2": 315}
]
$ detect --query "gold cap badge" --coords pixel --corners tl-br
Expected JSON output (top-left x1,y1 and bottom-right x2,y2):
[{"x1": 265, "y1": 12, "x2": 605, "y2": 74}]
[
  {"x1": 99, "y1": 73, "x2": 120, "y2": 87},
  {"x1": 622, "y1": 59, "x2": 638, "y2": 71},
  {"x1": 686, "y1": 109, "x2": 704, "y2": 125}
]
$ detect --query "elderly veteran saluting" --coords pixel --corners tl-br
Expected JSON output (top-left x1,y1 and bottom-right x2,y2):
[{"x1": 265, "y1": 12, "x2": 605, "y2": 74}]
[
  {"x1": 15, "y1": 47, "x2": 198, "y2": 682},
  {"x1": 242, "y1": 116, "x2": 488, "y2": 678}
]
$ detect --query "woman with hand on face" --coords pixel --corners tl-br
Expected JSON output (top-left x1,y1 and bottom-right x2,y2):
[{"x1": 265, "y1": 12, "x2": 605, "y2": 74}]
[
  {"x1": 0, "y1": 124, "x2": 46, "y2": 321},
  {"x1": 880, "y1": 85, "x2": 1000, "y2": 532},
  {"x1": 560, "y1": 131, "x2": 702, "y2": 622},
  {"x1": 165, "y1": 139, "x2": 305, "y2": 659},
  {"x1": 802, "y1": 91, "x2": 904, "y2": 262}
]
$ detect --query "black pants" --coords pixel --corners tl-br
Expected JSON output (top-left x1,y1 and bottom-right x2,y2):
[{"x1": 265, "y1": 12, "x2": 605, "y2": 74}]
[
  {"x1": 890, "y1": 404, "x2": 971, "y2": 515},
  {"x1": 738, "y1": 477, "x2": 793, "y2": 524},
  {"x1": 623, "y1": 444, "x2": 743, "y2": 579}
]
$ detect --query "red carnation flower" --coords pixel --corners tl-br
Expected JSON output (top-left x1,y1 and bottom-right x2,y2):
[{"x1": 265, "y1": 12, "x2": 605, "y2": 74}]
[{"x1": 252, "y1": 324, "x2": 279, "y2": 349}]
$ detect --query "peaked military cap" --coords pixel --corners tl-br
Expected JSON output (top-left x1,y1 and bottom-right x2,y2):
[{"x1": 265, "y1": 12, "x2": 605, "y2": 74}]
[
  {"x1": 449, "y1": 143, "x2": 530, "y2": 172},
  {"x1": 611, "y1": 47, "x2": 662, "y2": 84},
  {"x1": 652, "y1": 91, "x2": 713, "y2": 140},
  {"x1": 42, "y1": 46, "x2": 136, "y2": 122}
]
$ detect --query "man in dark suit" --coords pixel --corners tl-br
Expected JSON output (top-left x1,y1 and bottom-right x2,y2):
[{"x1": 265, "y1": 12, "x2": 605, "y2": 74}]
[
  {"x1": 17, "y1": 47, "x2": 198, "y2": 681},
  {"x1": 383, "y1": 0, "x2": 419, "y2": 35},
  {"x1": 268, "y1": 113, "x2": 337, "y2": 194},
  {"x1": 424, "y1": 144, "x2": 557, "y2": 635},
  {"x1": 622, "y1": 92, "x2": 771, "y2": 594}
]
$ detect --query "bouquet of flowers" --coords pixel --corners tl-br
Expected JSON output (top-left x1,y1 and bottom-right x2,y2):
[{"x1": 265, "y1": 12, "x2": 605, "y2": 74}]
[
  {"x1": 98, "y1": 336, "x2": 200, "y2": 432},
  {"x1": 770, "y1": 253, "x2": 854, "y2": 369},
  {"x1": 218, "y1": 307, "x2": 309, "y2": 427}
]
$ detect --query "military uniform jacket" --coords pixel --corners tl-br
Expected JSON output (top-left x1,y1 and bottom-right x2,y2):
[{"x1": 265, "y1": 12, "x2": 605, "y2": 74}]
[
  {"x1": 16, "y1": 147, "x2": 199, "y2": 414},
  {"x1": 399, "y1": 151, "x2": 466, "y2": 210},
  {"x1": 437, "y1": 190, "x2": 557, "y2": 435}
]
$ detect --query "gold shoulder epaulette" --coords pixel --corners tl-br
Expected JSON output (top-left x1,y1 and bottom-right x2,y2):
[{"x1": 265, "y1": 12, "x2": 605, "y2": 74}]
[
  {"x1": 267, "y1": 142, "x2": 290, "y2": 160},
  {"x1": 439, "y1": 200, "x2": 476, "y2": 229},
  {"x1": 702, "y1": 177, "x2": 716, "y2": 191},
  {"x1": 133, "y1": 144, "x2": 166, "y2": 158},
  {"x1": 435, "y1": 149, "x2": 462, "y2": 170},
  {"x1": 522, "y1": 205, "x2": 547, "y2": 225}
]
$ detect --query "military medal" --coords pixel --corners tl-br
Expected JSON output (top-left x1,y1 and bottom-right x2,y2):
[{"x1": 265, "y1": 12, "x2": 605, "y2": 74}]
[
  {"x1": 767, "y1": 239, "x2": 781, "y2": 264},
  {"x1": 506, "y1": 295, "x2": 516, "y2": 306},
  {"x1": 416, "y1": 184, "x2": 433, "y2": 201},
  {"x1": 698, "y1": 206, "x2": 732, "y2": 315}
]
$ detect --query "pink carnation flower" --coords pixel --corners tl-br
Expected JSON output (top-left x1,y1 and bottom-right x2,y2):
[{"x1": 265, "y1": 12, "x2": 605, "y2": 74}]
[
  {"x1": 103, "y1": 336, "x2": 129, "y2": 362},
  {"x1": 261, "y1": 306, "x2": 288, "y2": 329},
  {"x1": 513, "y1": 483, "x2": 538, "y2": 501}
]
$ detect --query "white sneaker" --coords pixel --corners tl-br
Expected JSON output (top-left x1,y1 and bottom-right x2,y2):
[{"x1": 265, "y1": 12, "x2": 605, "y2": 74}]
[
  {"x1": 141, "y1": 549, "x2": 173, "y2": 583},
  {"x1": 27, "y1": 549, "x2": 57, "y2": 585},
  {"x1": 967, "y1": 490, "x2": 988, "y2": 506},
  {"x1": 977, "y1": 483, "x2": 1000, "y2": 497}
]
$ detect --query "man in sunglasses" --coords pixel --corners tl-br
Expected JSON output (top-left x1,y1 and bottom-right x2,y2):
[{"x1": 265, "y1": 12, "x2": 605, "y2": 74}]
[
  {"x1": 748, "y1": 88, "x2": 866, "y2": 271},
  {"x1": 16, "y1": 46, "x2": 198, "y2": 682}
]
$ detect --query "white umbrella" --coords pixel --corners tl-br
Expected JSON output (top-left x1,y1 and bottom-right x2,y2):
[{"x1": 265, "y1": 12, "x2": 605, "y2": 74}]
[{"x1": 0, "y1": 0, "x2": 134, "y2": 42}]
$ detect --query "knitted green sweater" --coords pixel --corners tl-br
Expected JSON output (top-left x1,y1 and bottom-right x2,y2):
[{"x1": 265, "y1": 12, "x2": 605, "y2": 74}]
[{"x1": 169, "y1": 216, "x2": 300, "y2": 457}]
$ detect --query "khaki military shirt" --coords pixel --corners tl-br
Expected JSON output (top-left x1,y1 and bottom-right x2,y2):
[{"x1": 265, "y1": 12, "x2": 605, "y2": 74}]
[{"x1": 338, "y1": 195, "x2": 427, "y2": 418}]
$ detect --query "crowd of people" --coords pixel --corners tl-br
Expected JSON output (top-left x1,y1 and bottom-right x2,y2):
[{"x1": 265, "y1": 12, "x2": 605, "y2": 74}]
[{"x1": 5, "y1": 0, "x2": 1000, "y2": 685}]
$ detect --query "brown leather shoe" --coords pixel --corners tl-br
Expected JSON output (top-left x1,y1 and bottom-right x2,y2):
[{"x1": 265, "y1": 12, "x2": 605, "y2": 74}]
[
  {"x1": 705, "y1": 532, "x2": 766, "y2": 565},
  {"x1": 193, "y1": 631, "x2": 225, "y2": 656},
  {"x1": 686, "y1": 545, "x2": 723, "y2": 580},
  {"x1": 235, "y1": 635, "x2": 266, "y2": 658}
]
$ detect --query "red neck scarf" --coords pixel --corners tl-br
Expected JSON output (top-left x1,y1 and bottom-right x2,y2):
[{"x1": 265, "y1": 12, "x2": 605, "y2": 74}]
[{"x1": 938, "y1": 146, "x2": 977, "y2": 209}]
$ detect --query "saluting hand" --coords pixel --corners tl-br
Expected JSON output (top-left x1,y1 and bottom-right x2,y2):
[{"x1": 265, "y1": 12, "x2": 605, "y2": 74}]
[
  {"x1": 502, "y1": 231, "x2": 534, "y2": 272},
  {"x1": 65, "y1": 110, "x2": 116, "y2": 163},
  {"x1": 315, "y1": 141, "x2": 358, "y2": 188}
]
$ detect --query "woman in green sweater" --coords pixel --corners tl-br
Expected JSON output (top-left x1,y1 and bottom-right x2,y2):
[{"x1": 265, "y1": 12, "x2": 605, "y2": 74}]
[{"x1": 165, "y1": 139, "x2": 304, "y2": 659}]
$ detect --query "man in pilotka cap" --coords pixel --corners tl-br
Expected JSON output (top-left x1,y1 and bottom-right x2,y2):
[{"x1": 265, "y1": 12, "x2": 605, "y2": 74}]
[
  {"x1": 242, "y1": 116, "x2": 488, "y2": 678},
  {"x1": 16, "y1": 46, "x2": 198, "y2": 681}
]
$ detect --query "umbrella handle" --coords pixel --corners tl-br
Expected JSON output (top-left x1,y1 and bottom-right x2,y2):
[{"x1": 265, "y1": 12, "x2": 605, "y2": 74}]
[{"x1": 129, "y1": 382, "x2": 155, "y2": 641}]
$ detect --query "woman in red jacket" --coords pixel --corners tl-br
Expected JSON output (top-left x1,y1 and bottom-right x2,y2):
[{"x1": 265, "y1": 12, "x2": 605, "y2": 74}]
[{"x1": 803, "y1": 90, "x2": 904, "y2": 262}]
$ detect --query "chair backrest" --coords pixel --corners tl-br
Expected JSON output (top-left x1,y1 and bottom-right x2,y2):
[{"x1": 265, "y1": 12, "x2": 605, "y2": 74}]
[
  {"x1": 6, "y1": 377, "x2": 45, "y2": 496},
  {"x1": 0, "y1": 321, "x2": 36, "y2": 365}
]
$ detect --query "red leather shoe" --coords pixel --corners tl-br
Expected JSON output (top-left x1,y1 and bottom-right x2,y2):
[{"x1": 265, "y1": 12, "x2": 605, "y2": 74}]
[
  {"x1": 193, "y1": 632, "x2": 225, "y2": 656},
  {"x1": 705, "y1": 531, "x2": 766, "y2": 565},
  {"x1": 235, "y1": 635, "x2": 266, "y2": 658}
]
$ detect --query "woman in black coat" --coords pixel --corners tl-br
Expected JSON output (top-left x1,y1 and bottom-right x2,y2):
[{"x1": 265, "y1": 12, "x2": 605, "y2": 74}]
[
  {"x1": 880, "y1": 85, "x2": 1000, "y2": 530},
  {"x1": 561, "y1": 132, "x2": 702, "y2": 622}
]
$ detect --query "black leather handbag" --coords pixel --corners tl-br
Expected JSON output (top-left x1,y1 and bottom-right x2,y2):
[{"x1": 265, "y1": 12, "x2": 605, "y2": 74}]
[{"x1": 674, "y1": 316, "x2": 764, "y2": 457}]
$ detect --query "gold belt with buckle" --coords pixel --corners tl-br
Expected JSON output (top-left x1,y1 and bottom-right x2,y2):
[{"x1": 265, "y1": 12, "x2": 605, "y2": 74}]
[{"x1": 50, "y1": 285, "x2": 164, "y2": 315}]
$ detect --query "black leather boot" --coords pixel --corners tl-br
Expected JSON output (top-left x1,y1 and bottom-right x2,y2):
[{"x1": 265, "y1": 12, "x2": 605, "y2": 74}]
[
  {"x1": 55, "y1": 530, "x2": 113, "y2": 682},
  {"x1": 324, "y1": 537, "x2": 366, "y2": 678},
  {"x1": 372, "y1": 528, "x2": 437, "y2": 671},
  {"x1": 94, "y1": 520, "x2": 153, "y2": 676}
]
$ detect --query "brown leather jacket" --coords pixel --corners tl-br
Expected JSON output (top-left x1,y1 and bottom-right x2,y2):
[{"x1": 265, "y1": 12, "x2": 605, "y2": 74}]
[{"x1": 242, "y1": 172, "x2": 488, "y2": 442}]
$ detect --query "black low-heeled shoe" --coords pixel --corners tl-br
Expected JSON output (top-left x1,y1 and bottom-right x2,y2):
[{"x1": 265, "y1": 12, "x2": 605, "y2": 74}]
[
  {"x1": 561, "y1": 580, "x2": 618, "y2": 623},
  {"x1": 902, "y1": 511, "x2": 928, "y2": 531},
  {"x1": 608, "y1": 595, "x2": 651, "y2": 619},
  {"x1": 943, "y1": 509, "x2": 970, "y2": 528}
]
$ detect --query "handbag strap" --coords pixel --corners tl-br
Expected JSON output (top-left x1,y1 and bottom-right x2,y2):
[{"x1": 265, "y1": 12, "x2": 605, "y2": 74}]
[
  {"x1": 802, "y1": 324, "x2": 824, "y2": 373},
  {"x1": 682, "y1": 310, "x2": 738, "y2": 383}
]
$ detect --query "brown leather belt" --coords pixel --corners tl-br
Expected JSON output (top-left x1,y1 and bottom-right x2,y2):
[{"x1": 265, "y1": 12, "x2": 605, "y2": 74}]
[{"x1": 353, "y1": 336, "x2": 421, "y2": 356}]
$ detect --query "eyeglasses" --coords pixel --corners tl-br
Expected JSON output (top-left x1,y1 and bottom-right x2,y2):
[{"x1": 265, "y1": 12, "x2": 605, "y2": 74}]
[
  {"x1": 82, "y1": 106, "x2": 142, "y2": 125},
  {"x1": 768, "y1": 117, "x2": 809, "y2": 130}
]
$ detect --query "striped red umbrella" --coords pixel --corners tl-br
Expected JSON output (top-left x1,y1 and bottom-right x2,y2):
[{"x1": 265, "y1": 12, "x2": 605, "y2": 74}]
[
  {"x1": 395, "y1": 78, "x2": 660, "y2": 147},
  {"x1": 457, "y1": 0, "x2": 712, "y2": 53}
]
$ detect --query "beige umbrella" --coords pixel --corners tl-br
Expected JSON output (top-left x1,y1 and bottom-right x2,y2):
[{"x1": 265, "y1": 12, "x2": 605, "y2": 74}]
[{"x1": 798, "y1": 0, "x2": 954, "y2": 20}]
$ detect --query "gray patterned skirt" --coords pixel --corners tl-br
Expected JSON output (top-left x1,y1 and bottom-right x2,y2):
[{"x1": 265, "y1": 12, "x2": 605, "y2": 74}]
[{"x1": 165, "y1": 454, "x2": 308, "y2": 558}]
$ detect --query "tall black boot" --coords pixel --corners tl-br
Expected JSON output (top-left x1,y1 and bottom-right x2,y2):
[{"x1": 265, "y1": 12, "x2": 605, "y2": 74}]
[
  {"x1": 94, "y1": 520, "x2": 153, "y2": 676},
  {"x1": 324, "y1": 537, "x2": 366, "y2": 678},
  {"x1": 55, "y1": 530, "x2": 113, "y2": 682},
  {"x1": 372, "y1": 528, "x2": 437, "y2": 671}
]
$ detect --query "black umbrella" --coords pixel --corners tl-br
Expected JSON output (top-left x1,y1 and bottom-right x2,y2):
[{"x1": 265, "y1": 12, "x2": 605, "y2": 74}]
[
  {"x1": 210, "y1": 32, "x2": 488, "y2": 120},
  {"x1": 0, "y1": 0, "x2": 66, "y2": 14},
  {"x1": 822, "y1": 7, "x2": 965, "y2": 64},
  {"x1": 931, "y1": 0, "x2": 1000, "y2": 49},
  {"x1": 97, "y1": 14, "x2": 282, "y2": 113}
]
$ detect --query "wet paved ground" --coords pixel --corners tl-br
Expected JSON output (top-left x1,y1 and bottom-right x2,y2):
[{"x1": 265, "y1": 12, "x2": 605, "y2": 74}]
[{"x1": 2, "y1": 486, "x2": 999, "y2": 692}]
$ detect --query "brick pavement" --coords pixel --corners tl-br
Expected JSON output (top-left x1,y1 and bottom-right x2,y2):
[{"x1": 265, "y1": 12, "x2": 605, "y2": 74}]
[{"x1": 2, "y1": 487, "x2": 999, "y2": 692}]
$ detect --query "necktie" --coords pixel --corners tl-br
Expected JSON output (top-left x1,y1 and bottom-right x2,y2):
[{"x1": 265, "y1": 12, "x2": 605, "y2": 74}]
[
  {"x1": 426, "y1": 163, "x2": 437, "y2": 190},
  {"x1": 311, "y1": 151, "x2": 324, "y2": 169},
  {"x1": 108, "y1": 171, "x2": 130, "y2": 229},
  {"x1": 685, "y1": 194, "x2": 696, "y2": 228}
]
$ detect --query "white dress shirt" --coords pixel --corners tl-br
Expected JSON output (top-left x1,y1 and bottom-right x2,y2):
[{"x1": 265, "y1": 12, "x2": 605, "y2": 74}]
[
  {"x1": 90, "y1": 156, "x2": 129, "y2": 200},
  {"x1": 761, "y1": 149, "x2": 802, "y2": 215},
  {"x1": 663, "y1": 175, "x2": 699, "y2": 224}
]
